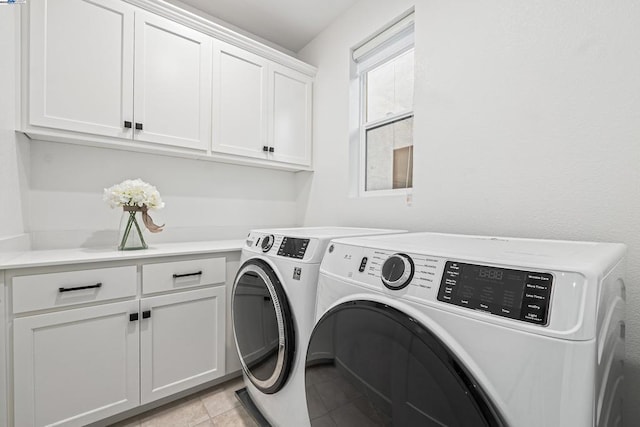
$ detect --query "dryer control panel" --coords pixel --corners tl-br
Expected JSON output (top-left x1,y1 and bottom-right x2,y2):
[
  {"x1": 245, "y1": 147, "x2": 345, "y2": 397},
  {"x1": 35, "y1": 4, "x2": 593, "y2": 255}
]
[
  {"x1": 437, "y1": 261, "x2": 553, "y2": 326},
  {"x1": 277, "y1": 237, "x2": 310, "y2": 259},
  {"x1": 245, "y1": 232, "x2": 321, "y2": 262}
]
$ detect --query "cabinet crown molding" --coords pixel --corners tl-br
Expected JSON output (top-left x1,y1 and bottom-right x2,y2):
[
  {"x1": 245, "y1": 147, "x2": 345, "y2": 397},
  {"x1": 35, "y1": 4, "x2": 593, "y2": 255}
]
[{"x1": 124, "y1": 0, "x2": 317, "y2": 77}]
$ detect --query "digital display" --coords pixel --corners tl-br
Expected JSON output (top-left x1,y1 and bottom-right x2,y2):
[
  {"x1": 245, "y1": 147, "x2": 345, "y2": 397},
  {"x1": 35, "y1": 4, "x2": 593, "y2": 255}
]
[
  {"x1": 477, "y1": 268, "x2": 503, "y2": 281},
  {"x1": 277, "y1": 237, "x2": 310, "y2": 259},
  {"x1": 437, "y1": 261, "x2": 553, "y2": 325}
]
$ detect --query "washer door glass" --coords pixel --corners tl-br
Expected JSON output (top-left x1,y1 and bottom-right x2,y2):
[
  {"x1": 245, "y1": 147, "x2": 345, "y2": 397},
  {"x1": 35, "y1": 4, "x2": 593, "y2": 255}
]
[
  {"x1": 305, "y1": 301, "x2": 505, "y2": 426},
  {"x1": 232, "y1": 259, "x2": 295, "y2": 394}
]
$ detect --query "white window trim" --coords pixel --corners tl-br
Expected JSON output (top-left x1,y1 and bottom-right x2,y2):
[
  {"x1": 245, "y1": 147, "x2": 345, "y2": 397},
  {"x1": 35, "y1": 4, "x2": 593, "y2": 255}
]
[
  {"x1": 356, "y1": 31, "x2": 415, "y2": 198},
  {"x1": 353, "y1": 10, "x2": 415, "y2": 63}
]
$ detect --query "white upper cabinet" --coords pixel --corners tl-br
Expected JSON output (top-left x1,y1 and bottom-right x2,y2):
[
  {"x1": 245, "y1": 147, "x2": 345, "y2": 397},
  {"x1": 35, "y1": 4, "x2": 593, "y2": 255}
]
[
  {"x1": 29, "y1": 0, "x2": 135, "y2": 138},
  {"x1": 269, "y1": 64, "x2": 313, "y2": 166},
  {"x1": 133, "y1": 11, "x2": 212, "y2": 150},
  {"x1": 212, "y1": 41, "x2": 268, "y2": 159},
  {"x1": 25, "y1": 0, "x2": 315, "y2": 169},
  {"x1": 212, "y1": 42, "x2": 313, "y2": 167},
  {"x1": 29, "y1": 0, "x2": 212, "y2": 151}
]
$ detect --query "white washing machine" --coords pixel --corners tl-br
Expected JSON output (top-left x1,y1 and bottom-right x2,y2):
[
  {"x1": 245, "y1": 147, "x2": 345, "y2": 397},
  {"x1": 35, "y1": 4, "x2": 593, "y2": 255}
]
[
  {"x1": 305, "y1": 232, "x2": 626, "y2": 427},
  {"x1": 231, "y1": 227, "x2": 403, "y2": 426}
]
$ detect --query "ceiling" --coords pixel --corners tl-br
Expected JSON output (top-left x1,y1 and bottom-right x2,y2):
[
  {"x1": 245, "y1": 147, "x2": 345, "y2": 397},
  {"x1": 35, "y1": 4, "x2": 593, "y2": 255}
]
[{"x1": 176, "y1": 0, "x2": 359, "y2": 52}]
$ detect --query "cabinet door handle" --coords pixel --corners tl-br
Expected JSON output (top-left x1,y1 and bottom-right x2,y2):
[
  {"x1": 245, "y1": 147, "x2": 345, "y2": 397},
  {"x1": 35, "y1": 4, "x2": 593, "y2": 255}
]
[
  {"x1": 59, "y1": 283, "x2": 102, "y2": 293},
  {"x1": 124, "y1": 121, "x2": 132, "y2": 129},
  {"x1": 142, "y1": 310, "x2": 151, "y2": 319},
  {"x1": 269, "y1": 147, "x2": 274, "y2": 153},
  {"x1": 129, "y1": 313, "x2": 139, "y2": 322},
  {"x1": 173, "y1": 271, "x2": 203, "y2": 279},
  {"x1": 135, "y1": 122, "x2": 143, "y2": 130},
  {"x1": 263, "y1": 146, "x2": 269, "y2": 152}
]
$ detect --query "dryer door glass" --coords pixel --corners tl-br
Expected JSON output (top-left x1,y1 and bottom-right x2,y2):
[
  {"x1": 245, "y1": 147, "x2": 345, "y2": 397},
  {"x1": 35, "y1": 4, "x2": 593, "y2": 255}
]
[
  {"x1": 232, "y1": 259, "x2": 295, "y2": 394},
  {"x1": 305, "y1": 301, "x2": 505, "y2": 426}
]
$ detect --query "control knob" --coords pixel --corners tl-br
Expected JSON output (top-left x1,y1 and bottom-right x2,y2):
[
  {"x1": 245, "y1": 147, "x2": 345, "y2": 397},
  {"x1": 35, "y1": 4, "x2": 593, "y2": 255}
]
[
  {"x1": 381, "y1": 253, "x2": 414, "y2": 290},
  {"x1": 261, "y1": 234, "x2": 275, "y2": 252}
]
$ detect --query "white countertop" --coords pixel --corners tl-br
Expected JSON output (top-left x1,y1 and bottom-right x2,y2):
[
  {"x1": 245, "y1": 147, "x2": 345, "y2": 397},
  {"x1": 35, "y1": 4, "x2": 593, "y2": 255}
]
[{"x1": 0, "y1": 240, "x2": 245, "y2": 270}]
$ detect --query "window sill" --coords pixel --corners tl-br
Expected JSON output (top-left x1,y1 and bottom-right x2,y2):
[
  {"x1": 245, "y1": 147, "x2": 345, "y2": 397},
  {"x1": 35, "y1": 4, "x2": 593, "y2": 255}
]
[{"x1": 358, "y1": 188, "x2": 412, "y2": 198}]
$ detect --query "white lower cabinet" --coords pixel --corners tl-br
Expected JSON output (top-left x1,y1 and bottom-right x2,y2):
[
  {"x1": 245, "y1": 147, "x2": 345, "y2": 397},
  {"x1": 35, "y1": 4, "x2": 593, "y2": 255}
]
[
  {"x1": 140, "y1": 287, "x2": 226, "y2": 404},
  {"x1": 10, "y1": 256, "x2": 229, "y2": 427},
  {"x1": 0, "y1": 279, "x2": 7, "y2": 427},
  {"x1": 13, "y1": 300, "x2": 140, "y2": 427}
]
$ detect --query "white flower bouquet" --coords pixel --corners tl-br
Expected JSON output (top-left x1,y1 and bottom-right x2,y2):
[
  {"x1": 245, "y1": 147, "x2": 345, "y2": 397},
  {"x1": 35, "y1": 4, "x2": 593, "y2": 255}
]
[
  {"x1": 103, "y1": 179, "x2": 165, "y2": 250},
  {"x1": 103, "y1": 178, "x2": 165, "y2": 210}
]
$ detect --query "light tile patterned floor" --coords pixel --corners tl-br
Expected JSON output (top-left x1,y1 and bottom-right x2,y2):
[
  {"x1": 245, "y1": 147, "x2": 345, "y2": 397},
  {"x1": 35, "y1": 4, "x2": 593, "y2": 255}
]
[
  {"x1": 306, "y1": 364, "x2": 389, "y2": 427},
  {"x1": 112, "y1": 366, "x2": 384, "y2": 427},
  {"x1": 111, "y1": 377, "x2": 257, "y2": 427}
]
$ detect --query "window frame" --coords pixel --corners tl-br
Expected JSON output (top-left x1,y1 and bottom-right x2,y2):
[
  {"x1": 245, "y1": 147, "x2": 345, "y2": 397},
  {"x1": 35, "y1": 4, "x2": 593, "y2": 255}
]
[{"x1": 355, "y1": 23, "x2": 415, "y2": 198}]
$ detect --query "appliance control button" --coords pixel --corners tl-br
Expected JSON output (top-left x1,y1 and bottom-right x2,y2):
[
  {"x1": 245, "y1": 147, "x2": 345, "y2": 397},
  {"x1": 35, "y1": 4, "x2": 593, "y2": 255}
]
[
  {"x1": 381, "y1": 253, "x2": 414, "y2": 290},
  {"x1": 261, "y1": 234, "x2": 275, "y2": 252},
  {"x1": 526, "y1": 282, "x2": 549, "y2": 292},
  {"x1": 527, "y1": 273, "x2": 552, "y2": 282},
  {"x1": 358, "y1": 257, "x2": 368, "y2": 272},
  {"x1": 524, "y1": 312, "x2": 542, "y2": 321}
]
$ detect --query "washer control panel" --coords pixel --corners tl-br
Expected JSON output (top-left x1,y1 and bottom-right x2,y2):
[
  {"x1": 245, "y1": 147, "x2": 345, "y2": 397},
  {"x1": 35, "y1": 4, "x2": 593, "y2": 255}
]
[
  {"x1": 437, "y1": 261, "x2": 553, "y2": 326},
  {"x1": 320, "y1": 240, "x2": 592, "y2": 336}
]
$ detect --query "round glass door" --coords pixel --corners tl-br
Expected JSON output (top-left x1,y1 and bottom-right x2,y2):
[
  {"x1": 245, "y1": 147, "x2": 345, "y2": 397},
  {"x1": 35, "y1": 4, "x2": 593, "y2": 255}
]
[
  {"x1": 232, "y1": 258, "x2": 295, "y2": 394},
  {"x1": 305, "y1": 301, "x2": 505, "y2": 426}
]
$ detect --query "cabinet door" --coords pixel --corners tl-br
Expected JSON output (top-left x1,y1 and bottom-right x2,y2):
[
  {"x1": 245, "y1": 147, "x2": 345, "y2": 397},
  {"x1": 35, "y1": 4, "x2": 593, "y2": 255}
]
[
  {"x1": 29, "y1": 0, "x2": 135, "y2": 138},
  {"x1": 13, "y1": 301, "x2": 140, "y2": 427},
  {"x1": 133, "y1": 11, "x2": 212, "y2": 151},
  {"x1": 268, "y1": 63, "x2": 313, "y2": 166},
  {"x1": 212, "y1": 41, "x2": 269, "y2": 159},
  {"x1": 0, "y1": 280, "x2": 6, "y2": 427},
  {"x1": 140, "y1": 287, "x2": 226, "y2": 404}
]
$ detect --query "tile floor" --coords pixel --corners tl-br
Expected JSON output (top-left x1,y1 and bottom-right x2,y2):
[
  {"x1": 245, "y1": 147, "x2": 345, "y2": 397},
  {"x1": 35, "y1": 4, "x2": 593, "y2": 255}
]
[
  {"x1": 110, "y1": 376, "x2": 257, "y2": 427},
  {"x1": 111, "y1": 364, "x2": 386, "y2": 427},
  {"x1": 306, "y1": 364, "x2": 389, "y2": 427}
]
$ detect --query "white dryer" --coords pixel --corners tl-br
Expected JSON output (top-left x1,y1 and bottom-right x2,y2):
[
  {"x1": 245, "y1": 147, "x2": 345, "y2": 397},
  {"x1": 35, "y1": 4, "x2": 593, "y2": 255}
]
[
  {"x1": 305, "y1": 232, "x2": 626, "y2": 427},
  {"x1": 231, "y1": 227, "x2": 403, "y2": 426}
]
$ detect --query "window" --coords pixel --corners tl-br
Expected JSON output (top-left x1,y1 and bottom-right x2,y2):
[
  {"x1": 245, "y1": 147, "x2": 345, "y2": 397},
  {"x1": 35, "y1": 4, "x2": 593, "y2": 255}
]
[{"x1": 354, "y1": 11, "x2": 414, "y2": 195}]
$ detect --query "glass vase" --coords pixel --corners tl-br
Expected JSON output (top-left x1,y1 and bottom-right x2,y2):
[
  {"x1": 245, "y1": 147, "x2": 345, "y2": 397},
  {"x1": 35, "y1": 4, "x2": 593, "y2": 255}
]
[{"x1": 118, "y1": 207, "x2": 148, "y2": 250}]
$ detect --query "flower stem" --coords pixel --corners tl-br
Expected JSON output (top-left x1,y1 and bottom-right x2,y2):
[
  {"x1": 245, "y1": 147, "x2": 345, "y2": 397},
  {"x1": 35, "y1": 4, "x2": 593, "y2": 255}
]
[
  {"x1": 132, "y1": 214, "x2": 148, "y2": 248},
  {"x1": 118, "y1": 212, "x2": 136, "y2": 250}
]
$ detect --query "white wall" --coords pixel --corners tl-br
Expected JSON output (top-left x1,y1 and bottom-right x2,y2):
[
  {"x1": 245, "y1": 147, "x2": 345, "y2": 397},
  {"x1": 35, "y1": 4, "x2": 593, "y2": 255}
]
[
  {"x1": 0, "y1": 7, "x2": 29, "y2": 251},
  {"x1": 28, "y1": 140, "x2": 299, "y2": 249},
  {"x1": 297, "y1": 0, "x2": 640, "y2": 423}
]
